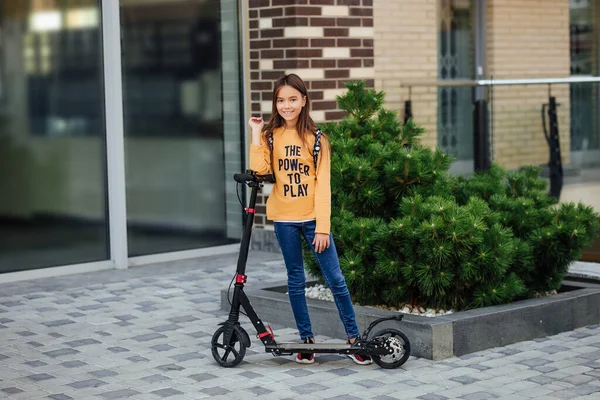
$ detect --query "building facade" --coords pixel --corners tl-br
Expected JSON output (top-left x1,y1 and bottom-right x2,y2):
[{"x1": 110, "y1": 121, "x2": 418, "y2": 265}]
[
  {"x1": 0, "y1": 0, "x2": 245, "y2": 278},
  {"x1": 0, "y1": 0, "x2": 598, "y2": 278},
  {"x1": 248, "y1": 0, "x2": 599, "y2": 232}
]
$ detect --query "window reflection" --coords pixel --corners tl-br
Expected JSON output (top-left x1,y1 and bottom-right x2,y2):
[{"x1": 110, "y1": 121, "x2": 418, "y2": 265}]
[
  {"x1": 24, "y1": 2, "x2": 103, "y2": 137},
  {"x1": 0, "y1": 0, "x2": 108, "y2": 273},
  {"x1": 121, "y1": 1, "x2": 222, "y2": 138}
]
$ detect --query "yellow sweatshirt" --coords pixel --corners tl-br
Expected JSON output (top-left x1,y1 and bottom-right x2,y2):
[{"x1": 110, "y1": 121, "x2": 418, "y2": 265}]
[{"x1": 249, "y1": 126, "x2": 331, "y2": 234}]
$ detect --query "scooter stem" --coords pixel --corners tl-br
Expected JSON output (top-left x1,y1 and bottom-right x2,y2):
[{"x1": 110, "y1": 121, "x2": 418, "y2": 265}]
[{"x1": 236, "y1": 182, "x2": 259, "y2": 277}]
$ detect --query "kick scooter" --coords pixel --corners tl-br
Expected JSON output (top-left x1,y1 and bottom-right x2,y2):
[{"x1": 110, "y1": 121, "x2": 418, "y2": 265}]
[{"x1": 211, "y1": 171, "x2": 411, "y2": 369}]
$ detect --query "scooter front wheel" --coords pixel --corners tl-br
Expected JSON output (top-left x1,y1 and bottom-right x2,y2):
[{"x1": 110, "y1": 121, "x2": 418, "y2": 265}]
[
  {"x1": 370, "y1": 328, "x2": 410, "y2": 369},
  {"x1": 211, "y1": 325, "x2": 247, "y2": 367}
]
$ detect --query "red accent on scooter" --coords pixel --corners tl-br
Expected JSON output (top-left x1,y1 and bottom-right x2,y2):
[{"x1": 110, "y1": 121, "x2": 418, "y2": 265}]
[
  {"x1": 245, "y1": 207, "x2": 256, "y2": 214},
  {"x1": 236, "y1": 274, "x2": 247, "y2": 284},
  {"x1": 257, "y1": 324, "x2": 274, "y2": 339}
]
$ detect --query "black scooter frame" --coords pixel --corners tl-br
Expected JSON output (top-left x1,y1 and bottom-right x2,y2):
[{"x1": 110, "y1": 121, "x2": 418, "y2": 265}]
[{"x1": 214, "y1": 171, "x2": 410, "y2": 367}]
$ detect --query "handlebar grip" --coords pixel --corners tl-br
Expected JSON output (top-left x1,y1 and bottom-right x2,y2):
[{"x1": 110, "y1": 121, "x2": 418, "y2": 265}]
[{"x1": 233, "y1": 173, "x2": 257, "y2": 183}]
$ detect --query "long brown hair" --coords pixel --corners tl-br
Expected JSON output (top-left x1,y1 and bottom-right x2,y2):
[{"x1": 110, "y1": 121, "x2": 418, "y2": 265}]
[{"x1": 263, "y1": 74, "x2": 318, "y2": 151}]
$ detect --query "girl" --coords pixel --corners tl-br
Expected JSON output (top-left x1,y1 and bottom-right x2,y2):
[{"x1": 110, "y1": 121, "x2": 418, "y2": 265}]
[{"x1": 248, "y1": 74, "x2": 371, "y2": 365}]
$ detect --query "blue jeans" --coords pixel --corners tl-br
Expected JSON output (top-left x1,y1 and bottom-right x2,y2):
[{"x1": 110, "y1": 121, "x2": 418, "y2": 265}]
[{"x1": 273, "y1": 220, "x2": 360, "y2": 340}]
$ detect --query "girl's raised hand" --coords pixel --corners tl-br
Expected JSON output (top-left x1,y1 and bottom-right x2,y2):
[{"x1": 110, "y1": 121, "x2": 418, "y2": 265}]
[{"x1": 248, "y1": 117, "x2": 264, "y2": 131}]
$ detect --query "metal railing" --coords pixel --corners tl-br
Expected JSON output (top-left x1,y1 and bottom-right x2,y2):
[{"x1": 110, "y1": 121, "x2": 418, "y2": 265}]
[
  {"x1": 400, "y1": 77, "x2": 600, "y2": 88},
  {"x1": 399, "y1": 76, "x2": 600, "y2": 199}
]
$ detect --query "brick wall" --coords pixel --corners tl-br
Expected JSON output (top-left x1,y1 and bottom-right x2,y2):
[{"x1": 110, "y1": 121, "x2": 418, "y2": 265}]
[
  {"x1": 373, "y1": 0, "x2": 438, "y2": 149},
  {"x1": 486, "y1": 0, "x2": 571, "y2": 170},
  {"x1": 248, "y1": 0, "x2": 375, "y2": 228}
]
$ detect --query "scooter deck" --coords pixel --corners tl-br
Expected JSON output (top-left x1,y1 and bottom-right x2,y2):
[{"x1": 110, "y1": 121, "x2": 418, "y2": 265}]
[{"x1": 265, "y1": 343, "x2": 357, "y2": 354}]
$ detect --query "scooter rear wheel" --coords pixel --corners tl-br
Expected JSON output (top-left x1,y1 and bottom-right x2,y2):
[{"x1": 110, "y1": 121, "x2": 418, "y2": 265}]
[
  {"x1": 370, "y1": 328, "x2": 410, "y2": 369},
  {"x1": 211, "y1": 325, "x2": 247, "y2": 367}
]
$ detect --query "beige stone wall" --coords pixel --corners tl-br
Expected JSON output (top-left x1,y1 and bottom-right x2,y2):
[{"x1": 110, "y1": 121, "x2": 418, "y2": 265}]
[
  {"x1": 373, "y1": 0, "x2": 438, "y2": 149},
  {"x1": 373, "y1": 0, "x2": 573, "y2": 169},
  {"x1": 487, "y1": 0, "x2": 571, "y2": 170}
]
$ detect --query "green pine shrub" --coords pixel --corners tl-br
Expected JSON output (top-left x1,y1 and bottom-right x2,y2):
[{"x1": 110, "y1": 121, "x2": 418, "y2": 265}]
[{"x1": 304, "y1": 81, "x2": 599, "y2": 311}]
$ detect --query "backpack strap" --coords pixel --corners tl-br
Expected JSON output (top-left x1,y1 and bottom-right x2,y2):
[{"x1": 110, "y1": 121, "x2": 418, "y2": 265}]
[
  {"x1": 267, "y1": 130, "x2": 274, "y2": 175},
  {"x1": 267, "y1": 130, "x2": 274, "y2": 151},
  {"x1": 313, "y1": 129, "x2": 322, "y2": 172}
]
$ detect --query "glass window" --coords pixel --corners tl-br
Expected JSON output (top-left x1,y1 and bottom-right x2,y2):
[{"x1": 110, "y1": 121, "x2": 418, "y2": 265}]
[
  {"x1": 570, "y1": 0, "x2": 599, "y2": 152},
  {"x1": 438, "y1": 0, "x2": 475, "y2": 162},
  {"x1": 120, "y1": 0, "x2": 243, "y2": 256},
  {"x1": 0, "y1": 1, "x2": 108, "y2": 273}
]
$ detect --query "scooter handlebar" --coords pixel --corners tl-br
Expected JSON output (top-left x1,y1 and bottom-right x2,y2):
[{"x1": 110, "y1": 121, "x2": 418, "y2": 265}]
[
  {"x1": 233, "y1": 172, "x2": 275, "y2": 184},
  {"x1": 233, "y1": 173, "x2": 257, "y2": 183}
]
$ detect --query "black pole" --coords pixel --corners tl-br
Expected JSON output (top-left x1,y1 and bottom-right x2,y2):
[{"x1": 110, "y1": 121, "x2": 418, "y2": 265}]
[
  {"x1": 546, "y1": 96, "x2": 563, "y2": 199},
  {"x1": 473, "y1": 99, "x2": 491, "y2": 171},
  {"x1": 404, "y1": 100, "x2": 413, "y2": 124}
]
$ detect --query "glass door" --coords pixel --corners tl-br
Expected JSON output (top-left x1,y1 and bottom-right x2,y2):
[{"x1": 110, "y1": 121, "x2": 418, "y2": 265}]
[
  {"x1": 438, "y1": 0, "x2": 475, "y2": 163},
  {"x1": 570, "y1": 0, "x2": 600, "y2": 166},
  {"x1": 119, "y1": 0, "x2": 243, "y2": 257}
]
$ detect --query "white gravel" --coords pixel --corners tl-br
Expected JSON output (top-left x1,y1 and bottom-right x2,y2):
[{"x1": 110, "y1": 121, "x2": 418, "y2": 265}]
[{"x1": 304, "y1": 284, "x2": 454, "y2": 317}]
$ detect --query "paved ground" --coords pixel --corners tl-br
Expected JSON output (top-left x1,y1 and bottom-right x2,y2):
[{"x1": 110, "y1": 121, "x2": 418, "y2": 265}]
[
  {"x1": 569, "y1": 261, "x2": 600, "y2": 281},
  {"x1": 1, "y1": 251, "x2": 600, "y2": 400}
]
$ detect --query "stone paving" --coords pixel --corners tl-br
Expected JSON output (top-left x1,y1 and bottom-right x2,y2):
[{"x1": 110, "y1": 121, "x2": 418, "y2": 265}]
[{"x1": 1, "y1": 251, "x2": 600, "y2": 400}]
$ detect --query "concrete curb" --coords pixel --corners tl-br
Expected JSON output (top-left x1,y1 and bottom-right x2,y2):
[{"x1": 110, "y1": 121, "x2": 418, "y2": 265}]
[{"x1": 221, "y1": 280, "x2": 600, "y2": 360}]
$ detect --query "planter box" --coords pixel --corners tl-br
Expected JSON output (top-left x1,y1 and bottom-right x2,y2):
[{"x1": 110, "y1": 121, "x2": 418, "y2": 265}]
[{"x1": 220, "y1": 280, "x2": 600, "y2": 360}]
